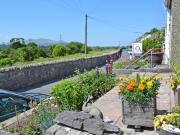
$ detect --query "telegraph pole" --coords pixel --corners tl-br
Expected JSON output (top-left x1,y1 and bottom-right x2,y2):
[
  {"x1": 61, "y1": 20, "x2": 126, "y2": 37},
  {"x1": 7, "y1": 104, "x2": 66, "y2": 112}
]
[
  {"x1": 85, "y1": 14, "x2": 88, "y2": 57},
  {"x1": 118, "y1": 41, "x2": 121, "y2": 48},
  {"x1": 60, "y1": 34, "x2": 62, "y2": 42}
]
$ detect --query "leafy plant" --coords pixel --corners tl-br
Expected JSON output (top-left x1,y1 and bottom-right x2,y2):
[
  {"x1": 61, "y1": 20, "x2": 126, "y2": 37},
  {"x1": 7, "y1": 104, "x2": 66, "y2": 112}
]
[
  {"x1": 51, "y1": 70, "x2": 115, "y2": 111},
  {"x1": 0, "y1": 58, "x2": 15, "y2": 66},
  {"x1": 52, "y1": 45, "x2": 67, "y2": 57},
  {"x1": 117, "y1": 74, "x2": 161, "y2": 104},
  {"x1": 136, "y1": 59, "x2": 149, "y2": 67},
  {"x1": 154, "y1": 113, "x2": 180, "y2": 131},
  {"x1": 172, "y1": 106, "x2": 180, "y2": 113},
  {"x1": 113, "y1": 60, "x2": 132, "y2": 69},
  {"x1": 170, "y1": 74, "x2": 180, "y2": 91},
  {"x1": 2, "y1": 98, "x2": 60, "y2": 135},
  {"x1": 142, "y1": 28, "x2": 165, "y2": 53}
]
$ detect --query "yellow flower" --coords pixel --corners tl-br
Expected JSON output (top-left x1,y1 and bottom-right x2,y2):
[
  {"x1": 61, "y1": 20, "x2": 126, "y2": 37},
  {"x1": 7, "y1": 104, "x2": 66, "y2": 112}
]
[
  {"x1": 141, "y1": 80, "x2": 145, "y2": 84},
  {"x1": 117, "y1": 82, "x2": 124, "y2": 87},
  {"x1": 147, "y1": 81, "x2": 153, "y2": 89},
  {"x1": 138, "y1": 84, "x2": 145, "y2": 91},
  {"x1": 154, "y1": 76, "x2": 163, "y2": 81},
  {"x1": 143, "y1": 77, "x2": 148, "y2": 81}
]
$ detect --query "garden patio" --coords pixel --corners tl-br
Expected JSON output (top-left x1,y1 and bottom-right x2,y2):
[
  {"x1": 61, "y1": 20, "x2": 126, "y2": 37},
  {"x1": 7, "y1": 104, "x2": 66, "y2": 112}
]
[{"x1": 94, "y1": 71, "x2": 176, "y2": 135}]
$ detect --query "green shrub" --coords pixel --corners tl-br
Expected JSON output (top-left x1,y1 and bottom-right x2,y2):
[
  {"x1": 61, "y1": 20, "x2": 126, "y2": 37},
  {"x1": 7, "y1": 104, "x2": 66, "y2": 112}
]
[
  {"x1": 0, "y1": 58, "x2": 15, "y2": 66},
  {"x1": 66, "y1": 42, "x2": 84, "y2": 54},
  {"x1": 2, "y1": 98, "x2": 60, "y2": 135},
  {"x1": 172, "y1": 106, "x2": 180, "y2": 113},
  {"x1": 136, "y1": 59, "x2": 149, "y2": 67},
  {"x1": 113, "y1": 60, "x2": 132, "y2": 69},
  {"x1": 52, "y1": 45, "x2": 67, "y2": 57},
  {"x1": 142, "y1": 28, "x2": 165, "y2": 53},
  {"x1": 51, "y1": 70, "x2": 115, "y2": 111},
  {"x1": 15, "y1": 47, "x2": 33, "y2": 61}
]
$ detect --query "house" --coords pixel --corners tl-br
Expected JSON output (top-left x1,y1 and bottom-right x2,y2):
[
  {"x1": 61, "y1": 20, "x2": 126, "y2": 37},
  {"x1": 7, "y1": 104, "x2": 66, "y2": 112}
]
[{"x1": 164, "y1": 0, "x2": 180, "y2": 67}]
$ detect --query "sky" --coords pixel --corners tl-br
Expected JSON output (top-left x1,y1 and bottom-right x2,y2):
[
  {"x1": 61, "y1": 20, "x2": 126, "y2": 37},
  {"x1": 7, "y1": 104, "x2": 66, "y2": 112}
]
[{"x1": 0, "y1": 0, "x2": 166, "y2": 46}]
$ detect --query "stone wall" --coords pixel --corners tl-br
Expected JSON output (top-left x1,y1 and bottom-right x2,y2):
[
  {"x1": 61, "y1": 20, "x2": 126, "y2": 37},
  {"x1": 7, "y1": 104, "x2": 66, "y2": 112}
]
[
  {"x1": 171, "y1": 0, "x2": 180, "y2": 66},
  {"x1": 0, "y1": 51, "x2": 120, "y2": 90}
]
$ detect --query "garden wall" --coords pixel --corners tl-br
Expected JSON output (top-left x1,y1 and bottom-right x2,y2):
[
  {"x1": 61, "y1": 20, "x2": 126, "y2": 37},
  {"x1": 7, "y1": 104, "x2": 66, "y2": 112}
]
[{"x1": 0, "y1": 51, "x2": 120, "y2": 90}]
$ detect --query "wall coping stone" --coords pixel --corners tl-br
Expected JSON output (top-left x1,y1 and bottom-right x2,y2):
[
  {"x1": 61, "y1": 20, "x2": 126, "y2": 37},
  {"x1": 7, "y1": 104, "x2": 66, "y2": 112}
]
[{"x1": 0, "y1": 51, "x2": 119, "y2": 73}]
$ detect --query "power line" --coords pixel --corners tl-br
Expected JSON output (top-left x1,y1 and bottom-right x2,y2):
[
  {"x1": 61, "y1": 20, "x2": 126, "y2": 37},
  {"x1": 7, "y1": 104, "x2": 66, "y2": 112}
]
[
  {"x1": 74, "y1": 0, "x2": 86, "y2": 15},
  {"x1": 41, "y1": 0, "x2": 84, "y2": 16}
]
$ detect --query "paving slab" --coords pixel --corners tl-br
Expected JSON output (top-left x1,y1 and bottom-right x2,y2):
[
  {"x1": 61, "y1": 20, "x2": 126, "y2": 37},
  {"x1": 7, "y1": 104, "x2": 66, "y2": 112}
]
[{"x1": 93, "y1": 72, "x2": 175, "y2": 135}]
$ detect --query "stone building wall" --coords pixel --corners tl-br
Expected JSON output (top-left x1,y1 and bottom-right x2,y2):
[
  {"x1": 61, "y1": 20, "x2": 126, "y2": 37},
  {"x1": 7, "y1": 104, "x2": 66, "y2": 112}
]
[
  {"x1": 171, "y1": 0, "x2": 180, "y2": 66},
  {"x1": 0, "y1": 51, "x2": 120, "y2": 90}
]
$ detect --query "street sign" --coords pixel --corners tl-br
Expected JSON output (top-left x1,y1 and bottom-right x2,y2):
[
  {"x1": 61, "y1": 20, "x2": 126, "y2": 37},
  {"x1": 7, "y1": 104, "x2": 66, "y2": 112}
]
[{"x1": 132, "y1": 43, "x2": 142, "y2": 56}]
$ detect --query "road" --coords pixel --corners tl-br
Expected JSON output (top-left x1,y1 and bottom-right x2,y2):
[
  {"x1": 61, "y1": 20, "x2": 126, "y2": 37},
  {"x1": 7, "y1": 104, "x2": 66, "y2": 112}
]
[{"x1": 17, "y1": 51, "x2": 130, "y2": 95}]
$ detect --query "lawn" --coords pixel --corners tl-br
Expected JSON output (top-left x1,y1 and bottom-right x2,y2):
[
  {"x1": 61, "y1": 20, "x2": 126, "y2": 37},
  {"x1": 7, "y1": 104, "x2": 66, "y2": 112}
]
[{"x1": 1, "y1": 49, "x2": 118, "y2": 68}]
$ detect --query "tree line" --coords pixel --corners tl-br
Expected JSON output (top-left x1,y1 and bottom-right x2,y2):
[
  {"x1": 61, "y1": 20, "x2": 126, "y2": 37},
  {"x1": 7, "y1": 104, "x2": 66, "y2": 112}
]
[{"x1": 0, "y1": 39, "x2": 118, "y2": 67}]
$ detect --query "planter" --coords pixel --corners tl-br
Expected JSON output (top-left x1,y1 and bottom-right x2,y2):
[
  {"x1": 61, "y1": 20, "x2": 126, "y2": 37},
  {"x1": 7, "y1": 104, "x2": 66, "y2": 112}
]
[
  {"x1": 159, "y1": 127, "x2": 180, "y2": 135},
  {"x1": 146, "y1": 52, "x2": 164, "y2": 66},
  {"x1": 122, "y1": 97, "x2": 156, "y2": 128},
  {"x1": 174, "y1": 87, "x2": 180, "y2": 106}
]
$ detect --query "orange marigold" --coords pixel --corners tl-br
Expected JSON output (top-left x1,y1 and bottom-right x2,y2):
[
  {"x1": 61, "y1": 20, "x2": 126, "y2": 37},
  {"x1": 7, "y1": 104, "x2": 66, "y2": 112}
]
[
  {"x1": 129, "y1": 81, "x2": 136, "y2": 87},
  {"x1": 127, "y1": 84, "x2": 134, "y2": 91},
  {"x1": 138, "y1": 84, "x2": 145, "y2": 91}
]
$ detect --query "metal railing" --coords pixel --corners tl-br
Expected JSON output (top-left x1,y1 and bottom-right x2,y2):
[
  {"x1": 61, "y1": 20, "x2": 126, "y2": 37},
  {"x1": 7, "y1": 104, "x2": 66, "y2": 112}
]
[{"x1": 124, "y1": 48, "x2": 165, "y2": 69}]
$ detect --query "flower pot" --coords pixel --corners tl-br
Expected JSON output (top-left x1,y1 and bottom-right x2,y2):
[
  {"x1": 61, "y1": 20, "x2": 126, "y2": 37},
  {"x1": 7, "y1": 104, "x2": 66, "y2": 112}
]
[
  {"x1": 174, "y1": 87, "x2": 180, "y2": 106},
  {"x1": 159, "y1": 127, "x2": 180, "y2": 135},
  {"x1": 146, "y1": 52, "x2": 164, "y2": 66},
  {"x1": 121, "y1": 97, "x2": 156, "y2": 128}
]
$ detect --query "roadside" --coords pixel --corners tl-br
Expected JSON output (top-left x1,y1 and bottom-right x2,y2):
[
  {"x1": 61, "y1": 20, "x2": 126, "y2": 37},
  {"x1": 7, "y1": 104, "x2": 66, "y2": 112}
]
[{"x1": 16, "y1": 50, "x2": 130, "y2": 95}]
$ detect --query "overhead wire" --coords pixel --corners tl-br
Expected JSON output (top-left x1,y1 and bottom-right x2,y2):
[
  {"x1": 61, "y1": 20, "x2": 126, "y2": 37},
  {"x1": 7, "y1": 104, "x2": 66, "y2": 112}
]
[
  {"x1": 38, "y1": 0, "x2": 142, "y2": 45},
  {"x1": 74, "y1": 0, "x2": 86, "y2": 15}
]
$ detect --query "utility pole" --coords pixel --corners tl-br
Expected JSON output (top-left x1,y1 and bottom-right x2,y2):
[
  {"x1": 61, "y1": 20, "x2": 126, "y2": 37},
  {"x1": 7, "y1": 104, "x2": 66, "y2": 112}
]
[
  {"x1": 60, "y1": 34, "x2": 62, "y2": 42},
  {"x1": 118, "y1": 41, "x2": 121, "y2": 48},
  {"x1": 85, "y1": 14, "x2": 88, "y2": 57}
]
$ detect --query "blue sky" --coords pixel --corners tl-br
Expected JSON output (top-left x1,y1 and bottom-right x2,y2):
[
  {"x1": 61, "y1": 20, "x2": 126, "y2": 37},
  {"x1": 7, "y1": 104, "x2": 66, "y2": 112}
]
[{"x1": 0, "y1": 0, "x2": 166, "y2": 46}]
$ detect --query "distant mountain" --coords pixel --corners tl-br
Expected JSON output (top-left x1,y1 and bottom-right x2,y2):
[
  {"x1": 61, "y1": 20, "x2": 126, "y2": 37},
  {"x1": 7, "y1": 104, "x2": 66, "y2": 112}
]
[
  {"x1": 0, "y1": 43, "x2": 9, "y2": 49},
  {"x1": 26, "y1": 38, "x2": 68, "y2": 46}
]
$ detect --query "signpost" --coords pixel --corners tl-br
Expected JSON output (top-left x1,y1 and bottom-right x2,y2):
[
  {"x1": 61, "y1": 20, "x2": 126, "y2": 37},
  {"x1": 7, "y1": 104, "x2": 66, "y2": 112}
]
[{"x1": 132, "y1": 43, "x2": 142, "y2": 56}]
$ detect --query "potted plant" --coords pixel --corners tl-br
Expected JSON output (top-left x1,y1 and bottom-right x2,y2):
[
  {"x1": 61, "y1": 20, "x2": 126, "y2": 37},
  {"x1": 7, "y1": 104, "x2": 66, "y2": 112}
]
[
  {"x1": 153, "y1": 106, "x2": 180, "y2": 135},
  {"x1": 170, "y1": 74, "x2": 180, "y2": 105},
  {"x1": 117, "y1": 74, "x2": 161, "y2": 128}
]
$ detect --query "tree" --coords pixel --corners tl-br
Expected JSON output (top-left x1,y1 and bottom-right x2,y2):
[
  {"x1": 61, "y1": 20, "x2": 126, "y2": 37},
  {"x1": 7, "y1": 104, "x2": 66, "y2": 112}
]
[
  {"x1": 10, "y1": 41, "x2": 25, "y2": 49},
  {"x1": 80, "y1": 45, "x2": 92, "y2": 53},
  {"x1": 15, "y1": 47, "x2": 37, "y2": 62},
  {"x1": 10, "y1": 38, "x2": 26, "y2": 49},
  {"x1": 142, "y1": 28, "x2": 165, "y2": 52},
  {"x1": 66, "y1": 42, "x2": 84, "y2": 54},
  {"x1": 150, "y1": 28, "x2": 159, "y2": 34},
  {"x1": 27, "y1": 42, "x2": 38, "y2": 48},
  {"x1": 52, "y1": 45, "x2": 67, "y2": 57},
  {"x1": 26, "y1": 42, "x2": 40, "y2": 59}
]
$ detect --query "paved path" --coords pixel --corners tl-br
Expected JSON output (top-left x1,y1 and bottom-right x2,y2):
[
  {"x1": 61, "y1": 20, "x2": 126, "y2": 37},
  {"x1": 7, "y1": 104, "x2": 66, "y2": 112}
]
[
  {"x1": 17, "y1": 51, "x2": 130, "y2": 95},
  {"x1": 94, "y1": 72, "x2": 174, "y2": 135}
]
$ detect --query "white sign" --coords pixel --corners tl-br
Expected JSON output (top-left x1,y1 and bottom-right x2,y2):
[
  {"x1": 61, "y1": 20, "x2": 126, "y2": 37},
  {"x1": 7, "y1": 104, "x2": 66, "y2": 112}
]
[{"x1": 132, "y1": 43, "x2": 142, "y2": 56}]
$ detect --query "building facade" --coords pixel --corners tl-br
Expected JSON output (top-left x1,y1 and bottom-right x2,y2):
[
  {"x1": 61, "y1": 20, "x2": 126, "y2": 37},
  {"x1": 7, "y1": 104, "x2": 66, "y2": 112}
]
[{"x1": 165, "y1": 0, "x2": 180, "y2": 67}]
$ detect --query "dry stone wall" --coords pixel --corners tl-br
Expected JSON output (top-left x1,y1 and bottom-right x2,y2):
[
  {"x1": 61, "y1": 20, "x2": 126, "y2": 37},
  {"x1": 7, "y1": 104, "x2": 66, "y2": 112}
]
[{"x1": 0, "y1": 51, "x2": 120, "y2": 90}]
